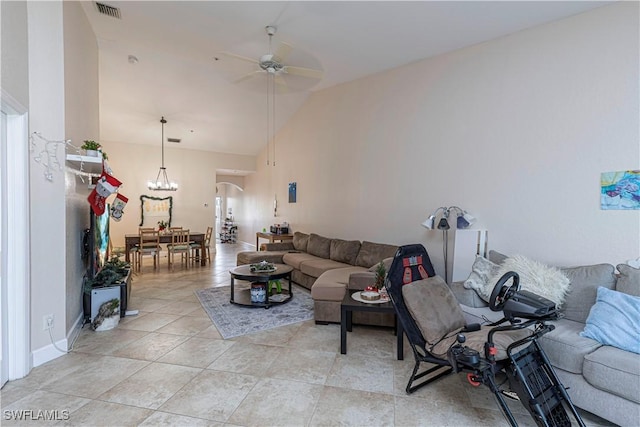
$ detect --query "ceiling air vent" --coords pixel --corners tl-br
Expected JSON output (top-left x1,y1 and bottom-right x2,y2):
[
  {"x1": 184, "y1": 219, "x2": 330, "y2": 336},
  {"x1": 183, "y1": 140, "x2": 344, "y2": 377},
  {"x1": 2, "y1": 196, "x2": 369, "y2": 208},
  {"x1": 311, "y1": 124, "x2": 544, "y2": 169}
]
[
  {"x1": 167, "y1": 138, "x2": 181, "y2": 143},
  {"x1": 95, "y1": 2, "x2": 121, "y2": 19}
]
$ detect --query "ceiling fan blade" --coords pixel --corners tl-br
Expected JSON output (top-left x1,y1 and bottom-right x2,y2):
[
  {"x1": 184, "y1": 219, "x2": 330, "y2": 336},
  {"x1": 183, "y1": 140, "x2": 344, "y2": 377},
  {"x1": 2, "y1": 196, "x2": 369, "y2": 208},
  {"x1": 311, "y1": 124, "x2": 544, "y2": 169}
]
[
  {"x1": 283, "y1": 66, "x2": 324, "y2": 80},
  {"x1": 274, "y1": 75, "x2": 289, "y2": 93},
  {"x1": 233, "y1": 70, "x2": 263, "y2": 84},
  {"x1": 218, "y1": 51, "x2": 259, "y2": 65},
  {"x1": 274, "y1": 42, "x2": 293, "y2": 62}
]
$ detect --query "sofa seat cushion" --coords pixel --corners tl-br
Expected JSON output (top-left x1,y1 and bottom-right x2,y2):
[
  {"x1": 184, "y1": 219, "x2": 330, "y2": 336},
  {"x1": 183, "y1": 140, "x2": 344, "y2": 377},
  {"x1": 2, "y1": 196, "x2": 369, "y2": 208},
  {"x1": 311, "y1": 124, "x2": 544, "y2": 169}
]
[
  {"x1": 311, "y1": 267, "x2": 366, "y2": 301},
  {"x1": 583, "y1": 345, "x2": 640, "y2": 404},
  {"x1": 459, "y1": 304, "x2": 503, "y2": 325},
  {"x1": 300, "y1": 258, "x2": 352, "y2": 279},
  {"x1": 538, "y1": 319, "x2": 602, "y2": 374},
  {"x1": 282, "y1": 252, "x2": 321, "y2": 270}
]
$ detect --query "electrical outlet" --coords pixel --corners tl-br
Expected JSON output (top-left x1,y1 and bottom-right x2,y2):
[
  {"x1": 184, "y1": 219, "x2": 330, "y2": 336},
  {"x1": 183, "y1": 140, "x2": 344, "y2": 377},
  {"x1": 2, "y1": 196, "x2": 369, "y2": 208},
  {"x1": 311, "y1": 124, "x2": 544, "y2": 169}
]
[{"x1": 43, "y1": 314, "x2": 54, "y2": 331}]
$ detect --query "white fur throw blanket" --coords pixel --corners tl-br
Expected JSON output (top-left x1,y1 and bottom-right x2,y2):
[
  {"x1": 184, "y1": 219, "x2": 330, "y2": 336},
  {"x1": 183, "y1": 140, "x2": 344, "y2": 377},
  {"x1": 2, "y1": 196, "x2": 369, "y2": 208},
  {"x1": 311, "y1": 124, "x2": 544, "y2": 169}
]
[{"x1": 488, "y1": 255, "x2": 571, "y2": 308}]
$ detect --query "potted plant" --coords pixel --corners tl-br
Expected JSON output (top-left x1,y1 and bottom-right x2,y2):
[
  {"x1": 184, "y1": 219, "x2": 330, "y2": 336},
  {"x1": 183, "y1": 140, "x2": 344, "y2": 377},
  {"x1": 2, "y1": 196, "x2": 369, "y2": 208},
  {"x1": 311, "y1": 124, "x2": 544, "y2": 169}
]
[
  {"x1": 83, "y1": 256, "x2": 131, "y2": 324},
  {"x1": 81, "y1": 140, "x2": 101, "y2": 157},
  {"x1": 363, "y1": 261, "x2": 387, "y2": 299},
  {"x1": 373, "y1": 261, "x2": 386, "y2": 291},
  {"x1": 157, "y1": 220, "x2": 168, "y2": 232}
]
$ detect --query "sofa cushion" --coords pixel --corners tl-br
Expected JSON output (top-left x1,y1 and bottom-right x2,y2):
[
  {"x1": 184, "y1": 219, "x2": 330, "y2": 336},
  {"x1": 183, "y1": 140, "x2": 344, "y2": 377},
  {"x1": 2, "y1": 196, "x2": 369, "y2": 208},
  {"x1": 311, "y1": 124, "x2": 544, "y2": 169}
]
[
  {"x1": 538, "y1": 319, "x2": 602, "y2": 374},
  {"x1": 282, "y1": 252, "x2": 320, "y2": 270},
  {"x1": 300, "y1": 258, "x2": 352, "y2": 279},
  {"x1": 489, "y1": 255, "x2": 571, "y2": 307},
  {"x1": 616, "y1": 264, "x2": 640, "y2": 297},
  {"x1": 355, "y1": 241, "x2": 398, "y2": 268},
  {"x1": 330, "y1": 239, "x2": 361, "y2": 265},
  {"x1": 367, "y1": 257, "x2": 394, "y2": 273},
  {"x1": 311, "y1": 267, "x2": 366, "y2": 301},
  {"x1": 293, "y1": 232, "x2": 309, "y2": 252},
  {"x1": 459, "y1": 304, "x2": 504, "y2": 325},
  {"x1": 307, "y1": 233, "x2": 331, "y2": 258},
  {"x1": 580, "y1": 287, "x2": 640, "y2": 354},
  {"x1": 560, "y1": 264, "x2": 617, "y2": 323},
  {"x1": 237, "y1": 250, "x2": 287, "y2": 265},
  {"x1": 488, "y1": 250, "x2": 508, "y2": 264},
  {"x1": 583, "y1": 345, "x2": 640, "y2": 404},
  {"x1": 463, "y1": 255, "x2": 500, "y2": 302}
]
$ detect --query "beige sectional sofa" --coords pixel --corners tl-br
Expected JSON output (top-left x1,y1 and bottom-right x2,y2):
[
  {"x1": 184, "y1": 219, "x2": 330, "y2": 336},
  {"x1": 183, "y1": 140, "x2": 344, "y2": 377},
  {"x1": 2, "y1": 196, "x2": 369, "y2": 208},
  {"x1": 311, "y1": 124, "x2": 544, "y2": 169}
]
[
  {"x1": 449, "y1": 250, "x2": 640, "y2": 427},
  {"x1": 237, "y1": 232, "x2": 398, "y2": 325}
]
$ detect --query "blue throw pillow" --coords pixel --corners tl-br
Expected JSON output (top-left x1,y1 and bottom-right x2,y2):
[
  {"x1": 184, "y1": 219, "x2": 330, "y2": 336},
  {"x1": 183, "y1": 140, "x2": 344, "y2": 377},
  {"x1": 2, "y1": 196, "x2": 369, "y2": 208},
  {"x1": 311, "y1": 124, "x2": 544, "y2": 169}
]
[{"x1": 580, "y1": 286, "x2": 640, "y2": 354}]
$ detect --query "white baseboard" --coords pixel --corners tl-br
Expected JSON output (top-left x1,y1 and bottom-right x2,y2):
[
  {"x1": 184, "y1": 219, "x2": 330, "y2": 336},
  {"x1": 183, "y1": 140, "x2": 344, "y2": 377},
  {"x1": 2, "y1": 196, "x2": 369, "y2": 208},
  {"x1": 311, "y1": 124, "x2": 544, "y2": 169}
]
[{"x1": 31, "y1": 313, "x2": 84, "y2": 368}]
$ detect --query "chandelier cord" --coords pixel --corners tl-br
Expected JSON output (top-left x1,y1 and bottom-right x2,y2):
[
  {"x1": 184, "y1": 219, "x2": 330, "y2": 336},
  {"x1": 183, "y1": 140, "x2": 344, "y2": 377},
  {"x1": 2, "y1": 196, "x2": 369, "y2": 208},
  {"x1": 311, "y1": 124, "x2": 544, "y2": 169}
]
[
  {"x1": 161, "y1": 116, "x2": 165, "y2": 168},
  {"x1": 272, "y1": 72, "x2": 276, "y2": 167},
  {"x1": 266, "y1": 74, "x2": 270, "y2": 166}
]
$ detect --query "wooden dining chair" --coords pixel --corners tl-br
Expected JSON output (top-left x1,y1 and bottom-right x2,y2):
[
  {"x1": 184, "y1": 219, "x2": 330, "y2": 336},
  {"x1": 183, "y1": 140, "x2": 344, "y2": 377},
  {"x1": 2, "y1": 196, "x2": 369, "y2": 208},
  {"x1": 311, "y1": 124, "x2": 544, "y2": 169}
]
[
  {"x1": 167, "y1": 228, "x2": 191, "y2": 270},
  {"x1": 133, "y1": 229, "x2": 162, "y2": 273},
  {"x1": 191, "y1": 226, "x2": 213, "y2": 266},
  {"x1": 108, "y1": 238, "x2": 126, "y2": 260}
]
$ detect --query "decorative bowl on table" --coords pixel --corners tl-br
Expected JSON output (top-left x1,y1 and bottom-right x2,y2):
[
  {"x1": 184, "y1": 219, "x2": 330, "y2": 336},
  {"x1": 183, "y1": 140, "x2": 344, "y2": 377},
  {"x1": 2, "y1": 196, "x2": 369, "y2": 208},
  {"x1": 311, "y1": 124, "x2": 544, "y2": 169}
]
[
  {"x1": 250, "y1": 261, "x2": 276, "y2": 273},
  {"x1": 360, "y1": 290, "x2": 381, "y2": 301}
]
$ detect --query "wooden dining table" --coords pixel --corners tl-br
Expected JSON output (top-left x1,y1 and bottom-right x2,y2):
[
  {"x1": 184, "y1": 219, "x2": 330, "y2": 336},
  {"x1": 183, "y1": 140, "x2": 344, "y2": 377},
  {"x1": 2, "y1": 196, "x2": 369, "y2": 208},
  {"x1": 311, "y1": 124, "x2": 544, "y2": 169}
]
[{"x1": 124, "y1": 231, "x2": 207, "y2": 266}]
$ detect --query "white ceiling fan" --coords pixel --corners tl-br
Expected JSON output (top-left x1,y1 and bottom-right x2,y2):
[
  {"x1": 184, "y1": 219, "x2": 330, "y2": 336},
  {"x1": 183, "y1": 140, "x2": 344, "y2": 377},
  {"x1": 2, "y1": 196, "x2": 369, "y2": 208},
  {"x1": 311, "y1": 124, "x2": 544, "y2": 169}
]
[{"x1": 218, "y1": 26, "x2": 324, "y2": 93}]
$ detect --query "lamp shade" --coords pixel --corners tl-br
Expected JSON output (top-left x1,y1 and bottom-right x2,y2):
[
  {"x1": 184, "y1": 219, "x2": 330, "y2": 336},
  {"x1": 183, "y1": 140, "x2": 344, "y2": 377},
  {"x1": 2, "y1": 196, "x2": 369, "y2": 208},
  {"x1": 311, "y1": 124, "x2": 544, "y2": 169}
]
[
  {"x1": 437, "y1": 217, "x2": 450, "y2": 230},
  {"x1": 463, "y1": 212, "x2": 476, "y2": 226},
  {"x1": 457, "y1": 215, "x2": 470, "y2": 229},
  {"x1": 421, "y1": 215, "x2": 435, "y2": 229}
]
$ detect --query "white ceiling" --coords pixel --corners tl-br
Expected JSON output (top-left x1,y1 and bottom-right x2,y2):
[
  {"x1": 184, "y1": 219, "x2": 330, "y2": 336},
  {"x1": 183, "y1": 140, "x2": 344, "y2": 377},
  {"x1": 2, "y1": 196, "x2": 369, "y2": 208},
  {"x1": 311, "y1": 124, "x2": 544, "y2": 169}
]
[{"x1": 81, "y1": 1, "x2": 610, "y2": 158}]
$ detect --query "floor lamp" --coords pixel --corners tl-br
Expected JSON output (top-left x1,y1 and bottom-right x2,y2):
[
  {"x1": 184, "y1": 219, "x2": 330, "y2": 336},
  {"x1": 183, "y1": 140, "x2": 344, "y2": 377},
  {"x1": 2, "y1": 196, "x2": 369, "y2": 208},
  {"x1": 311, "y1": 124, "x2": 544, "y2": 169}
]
[{"x1": 422, "y1": 206, "x2": 476, "y2": 282}]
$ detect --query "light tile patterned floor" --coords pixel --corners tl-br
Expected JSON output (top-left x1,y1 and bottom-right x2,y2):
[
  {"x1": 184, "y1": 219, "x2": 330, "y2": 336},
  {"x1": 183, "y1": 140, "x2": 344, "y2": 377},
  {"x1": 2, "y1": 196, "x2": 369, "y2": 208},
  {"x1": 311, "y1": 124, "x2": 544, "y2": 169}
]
[{"x1": 1, "y1": 243, "x2": 616, "y2": 426}]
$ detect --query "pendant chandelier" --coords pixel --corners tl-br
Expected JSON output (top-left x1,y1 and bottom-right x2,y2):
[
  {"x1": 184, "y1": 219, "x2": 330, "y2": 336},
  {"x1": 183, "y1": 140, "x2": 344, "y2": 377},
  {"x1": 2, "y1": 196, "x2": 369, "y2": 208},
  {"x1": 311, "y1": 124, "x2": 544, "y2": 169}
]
[{"x1": 147, "y1": 116, "x2": 178, "y2": 191}]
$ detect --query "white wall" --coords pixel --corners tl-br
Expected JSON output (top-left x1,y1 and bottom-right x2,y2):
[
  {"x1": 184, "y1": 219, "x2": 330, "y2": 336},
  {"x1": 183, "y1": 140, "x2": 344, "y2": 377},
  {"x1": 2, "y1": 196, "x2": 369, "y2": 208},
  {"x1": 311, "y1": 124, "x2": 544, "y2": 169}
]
[
  {"x1": 103, "y1": 140, "x2": 254, "y2": 247},
  {"x1": 63, "y1": 1, "x2": 100, "y2": 333},
  {"x1": 27, "y1": 1, "x2": 67, "y2": 364},
  {"x1": 242, "y1": 2, "x2": 640, "y2": 275},
  {"x1": 1, "y1": 1, "x2": 29, "y2": 108}
]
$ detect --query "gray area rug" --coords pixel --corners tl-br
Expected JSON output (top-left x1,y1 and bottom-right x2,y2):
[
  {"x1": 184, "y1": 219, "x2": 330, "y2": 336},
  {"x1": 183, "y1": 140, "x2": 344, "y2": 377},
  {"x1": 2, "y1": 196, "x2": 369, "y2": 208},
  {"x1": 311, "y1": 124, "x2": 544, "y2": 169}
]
[{"x1": 195, "y1": 284, "x2": 314, "y2": 339}]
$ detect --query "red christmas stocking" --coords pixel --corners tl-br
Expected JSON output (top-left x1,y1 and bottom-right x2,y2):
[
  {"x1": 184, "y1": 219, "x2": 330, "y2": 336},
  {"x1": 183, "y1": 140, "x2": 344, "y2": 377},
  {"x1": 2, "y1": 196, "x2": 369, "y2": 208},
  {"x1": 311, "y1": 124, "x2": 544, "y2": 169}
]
[{"x1": 88, "y1": 171, "x2": 122, "y2": 215}]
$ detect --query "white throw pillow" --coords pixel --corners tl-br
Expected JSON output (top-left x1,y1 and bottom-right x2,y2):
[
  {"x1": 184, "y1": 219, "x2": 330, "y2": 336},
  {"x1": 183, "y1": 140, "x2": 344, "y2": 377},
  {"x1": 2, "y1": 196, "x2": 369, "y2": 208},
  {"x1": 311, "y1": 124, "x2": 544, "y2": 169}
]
[
  {"x1": 464, "y1": 255, "x2": 500, "y2": 302},
  {"x1": 489, "y1": 255, "x2": 571, "y2": 307}
]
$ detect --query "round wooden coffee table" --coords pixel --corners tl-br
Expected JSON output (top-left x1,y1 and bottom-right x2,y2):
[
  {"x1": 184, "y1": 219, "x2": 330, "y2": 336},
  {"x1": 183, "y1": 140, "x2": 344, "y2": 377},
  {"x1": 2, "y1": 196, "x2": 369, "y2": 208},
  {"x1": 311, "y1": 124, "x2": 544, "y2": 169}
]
[{"x1": 229, "y1": 264, "x2": 293, "y2": 308}]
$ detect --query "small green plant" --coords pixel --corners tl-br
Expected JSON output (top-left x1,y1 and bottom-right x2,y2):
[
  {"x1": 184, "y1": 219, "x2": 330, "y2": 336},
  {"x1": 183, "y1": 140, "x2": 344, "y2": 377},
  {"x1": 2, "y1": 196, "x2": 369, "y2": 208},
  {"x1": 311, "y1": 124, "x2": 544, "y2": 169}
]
[
  {"x1": 157, "y1": 220, "x2": 169, "y2": 230},
  {"x1": 374, "y1": 261, "x2": 386, "y2": 289},
  {"x1": 83, "y1": 258, "x2": 130, "y2": 294},
  {"x1": 81, "y1": 140, "x2": 101, "y2": 151},
  {"x1": 101, "y1": 151, "x2": 108, "y2": 160}
]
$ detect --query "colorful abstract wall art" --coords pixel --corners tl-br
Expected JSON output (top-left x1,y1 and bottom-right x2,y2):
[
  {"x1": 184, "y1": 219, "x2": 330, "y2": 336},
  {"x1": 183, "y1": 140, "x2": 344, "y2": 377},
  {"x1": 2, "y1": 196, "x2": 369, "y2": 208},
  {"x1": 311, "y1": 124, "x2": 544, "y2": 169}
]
[{"x1": 600, "y1": 170, "x2": 640, "y2": 210}]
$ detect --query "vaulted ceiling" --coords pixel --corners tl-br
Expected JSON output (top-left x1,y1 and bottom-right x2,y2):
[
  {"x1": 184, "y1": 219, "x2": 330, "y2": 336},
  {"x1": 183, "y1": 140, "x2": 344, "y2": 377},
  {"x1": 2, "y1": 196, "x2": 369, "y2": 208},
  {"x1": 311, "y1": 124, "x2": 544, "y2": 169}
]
[{"x1": 80, "y1": 1, "x2": 610, "y2": 156}]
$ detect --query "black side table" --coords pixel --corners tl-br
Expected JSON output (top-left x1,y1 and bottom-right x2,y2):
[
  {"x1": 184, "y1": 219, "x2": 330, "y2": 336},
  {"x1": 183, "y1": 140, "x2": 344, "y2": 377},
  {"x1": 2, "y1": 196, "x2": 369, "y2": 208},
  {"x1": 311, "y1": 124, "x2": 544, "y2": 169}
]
[{"x1": 340, "y1": 290, "x2": 404, "y2": 360}]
